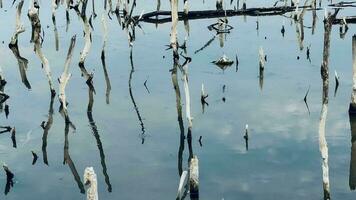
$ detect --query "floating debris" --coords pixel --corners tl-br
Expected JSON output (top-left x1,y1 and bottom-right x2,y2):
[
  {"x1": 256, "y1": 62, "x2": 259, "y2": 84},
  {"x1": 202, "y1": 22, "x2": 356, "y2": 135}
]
[{"x1": 212, "y1": 54, "x2": 234, "y2": 70}]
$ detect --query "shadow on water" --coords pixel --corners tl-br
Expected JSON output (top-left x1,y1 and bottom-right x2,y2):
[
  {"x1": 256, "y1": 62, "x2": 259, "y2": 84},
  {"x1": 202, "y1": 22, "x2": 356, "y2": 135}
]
[
  {"x1": 87, "y1": 87, "x2": 112, "y2": 192},
  {"x1": 41, "y1": 95, "x2": 55, "y2": 165},
  {"x1": 63, "y1": 122, "x2": 85, "y2": 194},
  {"x1": 101, "y1": 50, "x2": 111, "y2": 105},
  {"x1": 3, "y1": 165, "x2": 14, "y2": 195},
  {"x1": 128, "y1": 48, "x2": 145, "y2": 143},
  {"x1": 8, "y1": 42, "x2": 31, "y2": 90},
  {"x1": 171, "y1": 56, "x2": 185, "y2": 177},
  {"x1": 349, "y1": 114, "x2": 356, "y2": 190}
]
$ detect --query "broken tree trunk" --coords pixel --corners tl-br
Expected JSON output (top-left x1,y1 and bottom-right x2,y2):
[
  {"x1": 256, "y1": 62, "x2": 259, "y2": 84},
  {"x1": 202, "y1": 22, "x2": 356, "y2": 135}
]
[
  {"x1": 59, "y1": 35, "x2": 76, "y2": 122},
  {"x1": 74, "y1": 0, "x2": 95, "y2": 92},
  {"x1": 189, "y1": 155, "x2": 199, "y2": 199},
  {"x1": 171, "y1": 0, "x2": 179, "y2": 55},
  {"x1": 8, "y1": 0, "x2": 31, "y2": 89},
  {"x1": 28, "y1": 0, "x2": 56, "y2": 96},
  {"x1": 318, "y1": 8, "x2": 339, "y2": 200}
]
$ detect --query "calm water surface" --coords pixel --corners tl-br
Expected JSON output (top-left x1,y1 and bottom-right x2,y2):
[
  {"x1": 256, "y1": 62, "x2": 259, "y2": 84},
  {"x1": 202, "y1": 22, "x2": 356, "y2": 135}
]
[{"x1": 0, "y1": 0, "x2": 355, "y2": 199}]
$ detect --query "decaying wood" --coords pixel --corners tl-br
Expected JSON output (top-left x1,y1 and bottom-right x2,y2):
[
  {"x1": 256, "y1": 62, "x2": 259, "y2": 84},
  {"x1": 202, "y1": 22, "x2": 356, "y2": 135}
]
[
  {"x1": 319, "y1": 8, "x2": 339, "y2": 200},
  {"x1": 73, "y1": 0, "x2": 95, "y2": 92},
  {"x1": 28, "y1": 0, "x2": 56, "y2": 96},
  {"x1": 170, "y1": 0, "x2": 179, "y2": 54},
  {"x1": 189, "y1": 155, "x2": 199, "y2": 199},
  {"x1": 176, "y1": 170, "x2": 188, "y2": 200},
  {"x1": 9, "y1": 0, "x2": 30, "y2": 89},
  {"x1": 84, "y1": 167, "x2": 99, "y2": 200},
  {"x1": 59, "y1": 35, "x2": 76, "y2": 123},
  {"x1": 136, "y1": 5, "x2": 314, "y2": 24},
  {"x1": 10, "y1": 0, "x2": 25, "y2": 45}
]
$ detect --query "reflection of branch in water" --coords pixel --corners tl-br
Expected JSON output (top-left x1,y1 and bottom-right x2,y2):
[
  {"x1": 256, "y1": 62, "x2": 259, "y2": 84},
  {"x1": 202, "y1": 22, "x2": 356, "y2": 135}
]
[
  {"x1": 128, "y1": 49, "x2": 145, "y2": 143},
  {"x1": 0, "y1": 126, "x2": 16, "y2": 148},
  {"x1": 87, "y1": 87, "x2": 112, "y2": 192},
  {"x1": 41, "y1": 95, "x2": 54, "y2": 165},
  {"x1": 101, "y1": 51, "x2": 111, "y2": 104},
  {"x1": 171, "y1": 60, "x2": 185, "y2": 176},
  {"x1": 259, "y1": 67, "x2": 264, "y2": 91},
  {"x1": 101, "y1": 12, "x2": 111, "y2": 104},
  {"x1": 8, "y1": 43, "x2": 31, "y2": 89},
  {"x1": 349, "y1": 114, "x2": 356, "y2": 190},
  {"x1": 63, "y1": 122, "x2": 85, "y2": 194},
  {"x1": 52, "y1": 15, "x2": 59, "y2": 51},
  {"x1": 318, "y1": 9, "x2": 339, "y2": 200},
  {"x1": 3, "y1": 165, "x2": 14, "y2": 195},
  {"x1": 244, "y1": 125, "x2": 249, "y2": 151},
  {"x1": 8, "y1": 0, "x2": 31, "y2": 89},
  {"x1": 194, "y1": 35, "x2": 216, "y2": 54},
  {"x1": 304, "y1": 86, "x2": 310, "y2": 115}
]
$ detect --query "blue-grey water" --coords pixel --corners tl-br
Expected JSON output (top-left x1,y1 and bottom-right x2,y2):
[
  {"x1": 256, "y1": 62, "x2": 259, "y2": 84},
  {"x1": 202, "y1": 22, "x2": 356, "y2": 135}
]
[{"x1": 0, "y1": 0, "x2": 355, "y2": 199}]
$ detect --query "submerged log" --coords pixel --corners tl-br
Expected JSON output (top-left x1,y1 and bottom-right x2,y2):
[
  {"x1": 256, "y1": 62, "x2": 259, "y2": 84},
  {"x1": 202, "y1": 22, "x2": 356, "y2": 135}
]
[{"x1": 135, "y1": 5, "x2": 314, "y2": 24}]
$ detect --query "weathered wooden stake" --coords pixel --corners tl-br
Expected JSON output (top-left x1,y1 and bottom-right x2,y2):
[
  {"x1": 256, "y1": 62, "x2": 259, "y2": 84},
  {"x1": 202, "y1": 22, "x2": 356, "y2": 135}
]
[
  {"x1": 189, "y1": 155, "x2": 199, "y2": 199},
  {"x1": 84, "y1": 167, "x2": 99, "y2": 200}
]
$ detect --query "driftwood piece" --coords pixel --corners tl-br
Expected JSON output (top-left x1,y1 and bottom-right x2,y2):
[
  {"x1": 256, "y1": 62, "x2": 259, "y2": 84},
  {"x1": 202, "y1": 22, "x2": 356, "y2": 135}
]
[{"x1": 135, "y1": 5, "x2": 314, "y2": 24}]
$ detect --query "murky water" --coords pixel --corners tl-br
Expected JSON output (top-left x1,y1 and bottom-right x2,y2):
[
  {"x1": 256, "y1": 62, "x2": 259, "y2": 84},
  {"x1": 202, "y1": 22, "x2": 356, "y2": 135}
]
[{"x1": 0, "y1": 0, "x2": 356, "y2": 199}]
